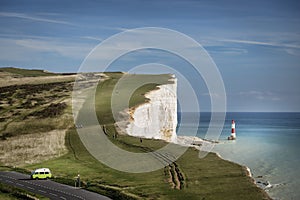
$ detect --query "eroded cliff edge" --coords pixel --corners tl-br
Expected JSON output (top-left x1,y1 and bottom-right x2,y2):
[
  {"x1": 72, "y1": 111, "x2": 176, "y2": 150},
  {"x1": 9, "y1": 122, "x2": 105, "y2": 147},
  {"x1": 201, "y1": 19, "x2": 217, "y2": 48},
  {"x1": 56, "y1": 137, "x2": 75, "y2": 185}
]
[{"x1": 115, "y1": 75, "x2": 177, "y2": 142}]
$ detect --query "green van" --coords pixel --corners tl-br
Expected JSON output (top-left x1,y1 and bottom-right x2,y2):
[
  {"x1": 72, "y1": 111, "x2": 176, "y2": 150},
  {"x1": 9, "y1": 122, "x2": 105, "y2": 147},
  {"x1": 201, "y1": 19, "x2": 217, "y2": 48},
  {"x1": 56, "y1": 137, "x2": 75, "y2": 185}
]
[{"x1": 31, "y1": 168, "x2": 52, "y2": 179}]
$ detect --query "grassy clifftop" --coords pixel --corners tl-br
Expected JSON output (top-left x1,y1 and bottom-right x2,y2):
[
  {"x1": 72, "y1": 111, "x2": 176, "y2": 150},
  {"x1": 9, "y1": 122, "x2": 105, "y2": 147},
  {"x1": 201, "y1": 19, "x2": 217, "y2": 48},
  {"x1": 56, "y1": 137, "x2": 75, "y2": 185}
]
[
  {"x1": 95, "y1": 73, "x2": 172, "y2": 125},
  {"x1": 0, "y1": 67, "x2": 75, "y2": 87},
  {"x1": 0, "y1": 67, "x2": 57, "y2": 77}
]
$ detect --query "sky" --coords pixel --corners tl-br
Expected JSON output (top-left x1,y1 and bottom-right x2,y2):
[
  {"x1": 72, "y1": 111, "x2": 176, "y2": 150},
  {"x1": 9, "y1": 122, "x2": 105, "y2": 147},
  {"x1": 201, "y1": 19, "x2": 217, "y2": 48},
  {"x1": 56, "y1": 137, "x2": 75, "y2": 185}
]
[{"x1": 0, "y1": 0, "x2": 300, "y2": 112}]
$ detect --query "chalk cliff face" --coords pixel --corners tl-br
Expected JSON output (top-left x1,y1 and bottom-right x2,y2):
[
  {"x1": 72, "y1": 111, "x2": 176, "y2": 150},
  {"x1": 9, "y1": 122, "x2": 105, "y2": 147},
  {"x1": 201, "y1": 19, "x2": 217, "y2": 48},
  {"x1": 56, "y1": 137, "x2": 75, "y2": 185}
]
[{"x1": 116, "y1": 77, "x2": 177, "y2": 142}]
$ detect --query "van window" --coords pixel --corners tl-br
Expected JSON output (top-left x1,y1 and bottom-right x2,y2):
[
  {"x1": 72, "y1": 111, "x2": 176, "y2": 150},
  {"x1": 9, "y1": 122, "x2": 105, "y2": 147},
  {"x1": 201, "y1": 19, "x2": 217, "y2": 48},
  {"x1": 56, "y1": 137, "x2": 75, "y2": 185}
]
[
  {"x1": 45, "y1": 172, "x2": 49, "y2": 174},
  {"x1": 40, "y1": 172, "x2": 45, "y2": 174}
]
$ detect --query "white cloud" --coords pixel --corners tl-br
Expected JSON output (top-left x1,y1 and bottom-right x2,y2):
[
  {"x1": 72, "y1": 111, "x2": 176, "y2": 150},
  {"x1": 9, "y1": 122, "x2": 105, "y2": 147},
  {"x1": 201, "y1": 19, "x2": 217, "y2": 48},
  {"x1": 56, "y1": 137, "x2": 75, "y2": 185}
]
[
  {"x1": 220, "y1": 38, "x2": 300, "y2": 49},
  {"x1": 0, "y1": 37, "x2": 93, "y2": 61},
  {"x1": 80, "y1": 36, "x2": 103, "y2": 42},
  {"x1": 18, "y1": 39, "x2": 91, "y2": 57},
  {"x1": 197, "y1": 33, "x2": 300, "y2": 56},
  {"x1": 208, "y1": 47, "x2": 248, "y2": 55},
  {"x1": 239, "y1": 90, "x2": 281, "y2": 101},
  {"x1": 112, "y1": 27, "x2": 131, "y2": 32},
  {"x1": 0, "y1": 12, "x2": 73, "y2": 25},
  {"x1": 284, "y1": 48, "x2": 300, "y2": 56}
]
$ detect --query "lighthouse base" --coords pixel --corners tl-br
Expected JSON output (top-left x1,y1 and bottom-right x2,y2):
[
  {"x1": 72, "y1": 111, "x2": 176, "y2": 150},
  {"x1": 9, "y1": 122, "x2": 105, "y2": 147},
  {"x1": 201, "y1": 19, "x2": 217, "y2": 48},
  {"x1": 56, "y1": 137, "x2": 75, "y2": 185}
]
[{"x1": 228, "y1": 135, "x2": 236, "y2": 140}]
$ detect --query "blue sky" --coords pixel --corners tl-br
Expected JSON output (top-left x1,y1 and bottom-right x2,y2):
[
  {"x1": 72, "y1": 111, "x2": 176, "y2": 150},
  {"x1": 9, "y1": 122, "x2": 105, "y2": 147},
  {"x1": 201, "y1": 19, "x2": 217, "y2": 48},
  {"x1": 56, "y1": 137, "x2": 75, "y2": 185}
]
[{"x1": 0, "y1": 0, "x2": 300, "y2": 112}]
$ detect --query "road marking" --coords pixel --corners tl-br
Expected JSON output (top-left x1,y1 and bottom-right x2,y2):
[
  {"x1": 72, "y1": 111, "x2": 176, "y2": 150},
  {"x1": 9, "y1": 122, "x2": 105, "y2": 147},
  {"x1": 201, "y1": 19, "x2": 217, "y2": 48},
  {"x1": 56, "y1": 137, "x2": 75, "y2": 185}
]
[
  {"x1": 74, "y1": 195, "x2": 85, "y2": 200},
  {"x1": 0, "y1": 172, "x2": 108, "y2": 200},
  {"x1": 50, "y1": 193, "x2": 58, "y2": 196}
]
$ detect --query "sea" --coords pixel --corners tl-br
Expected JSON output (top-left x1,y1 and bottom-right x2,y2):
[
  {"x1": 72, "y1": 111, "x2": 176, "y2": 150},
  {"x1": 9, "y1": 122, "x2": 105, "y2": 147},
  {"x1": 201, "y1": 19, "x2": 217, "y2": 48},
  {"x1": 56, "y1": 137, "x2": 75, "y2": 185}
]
[{"x1": 178, "y1": 112, "x2": 300, "y2": 200}]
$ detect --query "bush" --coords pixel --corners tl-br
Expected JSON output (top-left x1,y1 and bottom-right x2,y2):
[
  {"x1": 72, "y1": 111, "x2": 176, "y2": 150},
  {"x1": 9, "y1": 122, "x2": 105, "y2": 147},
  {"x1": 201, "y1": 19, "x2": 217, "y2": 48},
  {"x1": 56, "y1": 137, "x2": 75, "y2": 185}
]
[{"x1": 30, "y1": 103, "x2": 67, "y2": 118}]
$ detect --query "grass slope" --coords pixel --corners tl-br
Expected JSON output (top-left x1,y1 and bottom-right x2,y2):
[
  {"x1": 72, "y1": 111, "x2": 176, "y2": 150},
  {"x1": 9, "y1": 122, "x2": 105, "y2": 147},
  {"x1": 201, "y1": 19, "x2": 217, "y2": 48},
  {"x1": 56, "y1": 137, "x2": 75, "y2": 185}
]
[
  {"x1": 28, "y1": 128, "x2": 269, "y2": 200},
  {"x1": 1, "y1": 72, "x2": 269, "y2": 199},
  {"x1": 0, "y1": 76, "x2": 74, "y2": 167},
  {"x1": 95, "y1": 73, "x2": 172, "y2": 125},
  {"x1": 0, "y1": 67, "x2": 57, "y2": 77},
  {"x1": 28, "y1": 72, "x2": 269, "y2": 199}
]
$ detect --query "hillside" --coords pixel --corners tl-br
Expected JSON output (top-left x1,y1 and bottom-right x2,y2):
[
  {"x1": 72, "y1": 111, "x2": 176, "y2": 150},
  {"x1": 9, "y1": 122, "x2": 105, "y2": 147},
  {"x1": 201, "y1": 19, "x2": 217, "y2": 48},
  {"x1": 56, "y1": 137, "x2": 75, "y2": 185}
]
[
  {"x1": 0, "y1": 67, "x2": 76, "y2": 87},
  {"x1": 0, "y1": 68, "x2": 74, "y2": 166},
  {"x1": 0, "y1": 69, "x2": 270, "y2": 200},
  {"x1": 0, "y1": 67, "x2": 57, "y2": 77}
]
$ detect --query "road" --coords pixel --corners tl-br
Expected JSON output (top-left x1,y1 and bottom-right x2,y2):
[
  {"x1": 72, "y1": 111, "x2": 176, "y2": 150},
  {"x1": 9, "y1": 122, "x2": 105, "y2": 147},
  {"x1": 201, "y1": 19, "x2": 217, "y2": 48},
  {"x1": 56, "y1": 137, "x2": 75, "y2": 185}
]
[{"x1": 0, "y1": 171, "x2": 111, "y2": 200}]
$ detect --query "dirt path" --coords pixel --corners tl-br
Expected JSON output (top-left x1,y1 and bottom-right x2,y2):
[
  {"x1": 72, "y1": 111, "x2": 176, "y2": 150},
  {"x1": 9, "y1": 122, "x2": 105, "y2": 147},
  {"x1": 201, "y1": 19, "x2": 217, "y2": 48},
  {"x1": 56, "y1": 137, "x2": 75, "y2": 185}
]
[
  {"x1": 166, "y1": 162, "x2": 184, "y2": 190},
  {"x1": 148, "y1": 150, "x2": 185, "y2": 190}
]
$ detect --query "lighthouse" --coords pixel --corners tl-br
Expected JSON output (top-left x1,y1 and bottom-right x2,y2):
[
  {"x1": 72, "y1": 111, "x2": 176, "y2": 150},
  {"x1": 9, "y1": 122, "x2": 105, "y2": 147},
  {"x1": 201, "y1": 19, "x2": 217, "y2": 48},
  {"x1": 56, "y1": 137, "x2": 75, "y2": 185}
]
[{"x1": 228, "y1": 120, "x2": 236, "y2": 140}]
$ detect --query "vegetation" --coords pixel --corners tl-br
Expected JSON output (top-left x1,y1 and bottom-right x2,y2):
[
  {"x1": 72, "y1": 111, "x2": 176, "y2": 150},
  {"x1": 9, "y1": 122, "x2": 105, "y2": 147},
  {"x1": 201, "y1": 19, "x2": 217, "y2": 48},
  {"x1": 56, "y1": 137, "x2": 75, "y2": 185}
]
[
  {"x1": 29, "y1": 102, "x2": 67, "y2": 118},
  {"x1": 0, "y1": 67, "x2": 75, "y2": 87},
  {"x1": 94, "y1": 73, "x2": 172, "y2": 135},
  {"x1": 0, "y1": 69, "x2": 270, "y2": 199},
  {"x1": 0, "y1": 67, "x2": 57, "y2": 77},
  {"x1": 27, "y1": 128, "x2": 269, "y2": 200},
  {"x1": 28, "y1": 72, "x2": 269, "y2": 199},
  {"x1": 0, "y1": 81, "x2": 73, "y2": 139},
  {"x1": 0, "y1": 70, "x2": 73, "y2": 167}
]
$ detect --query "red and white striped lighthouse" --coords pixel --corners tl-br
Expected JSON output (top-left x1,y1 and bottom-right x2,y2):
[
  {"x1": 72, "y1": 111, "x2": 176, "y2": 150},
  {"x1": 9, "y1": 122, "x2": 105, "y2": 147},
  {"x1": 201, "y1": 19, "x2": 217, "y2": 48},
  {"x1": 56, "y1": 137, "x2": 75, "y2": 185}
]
[
  {"x1": 228, "y1": 120, "x2": 236, "y2": 140},
  {"x1": 231, "y1": 120, "x2": 236, "y2": 139}
]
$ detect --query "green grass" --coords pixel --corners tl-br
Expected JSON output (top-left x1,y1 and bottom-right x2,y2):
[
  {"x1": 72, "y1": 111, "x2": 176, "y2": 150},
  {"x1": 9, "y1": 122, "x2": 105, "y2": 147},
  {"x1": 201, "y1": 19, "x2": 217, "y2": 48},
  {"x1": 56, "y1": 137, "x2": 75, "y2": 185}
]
[
  {"x1": 27, "y1": 128, "x2": 170, "y2": 199},
  {"x1": 95, "y1": 73, "x2": 172, "y2": 125},
  {"x1": 1, "y1": 72, "x2": 269, "y2": 199},
  {"x1": 26, "y1": 73, "x2": 269, "y2": 199},
  {"x1": 0, "y1": 67, "x2": 57, "y2": 77},
  {"x1": 2, "y1": 117, "x2": 70, "y2": 138},
  {"x1": 26, "y1": 128, "x2": 269, "y2": 200}
]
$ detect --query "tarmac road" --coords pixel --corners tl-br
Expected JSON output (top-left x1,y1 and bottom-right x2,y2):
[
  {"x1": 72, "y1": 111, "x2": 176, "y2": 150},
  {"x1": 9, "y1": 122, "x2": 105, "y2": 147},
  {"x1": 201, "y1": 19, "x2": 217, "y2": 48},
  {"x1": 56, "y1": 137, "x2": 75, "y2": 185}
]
[{"x1": 0, "y1": 171, "x2": 111, "y2": 200}]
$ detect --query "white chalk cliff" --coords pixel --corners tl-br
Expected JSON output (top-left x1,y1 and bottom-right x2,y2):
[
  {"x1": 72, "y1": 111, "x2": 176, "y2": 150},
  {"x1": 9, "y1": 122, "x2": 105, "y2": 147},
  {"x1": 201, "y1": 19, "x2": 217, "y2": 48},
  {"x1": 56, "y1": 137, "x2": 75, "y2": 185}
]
[{"x1": 115, "y1": 76, "x2": 177, "y2": 142}]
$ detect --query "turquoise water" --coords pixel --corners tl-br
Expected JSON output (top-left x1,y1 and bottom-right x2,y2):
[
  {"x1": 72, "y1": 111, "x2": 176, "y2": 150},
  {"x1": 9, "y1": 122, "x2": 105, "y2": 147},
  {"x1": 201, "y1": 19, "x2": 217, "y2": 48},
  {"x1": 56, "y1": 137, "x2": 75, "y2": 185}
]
[{"x1": 178, "y1": 112, "x2": 300, "y2": 200}]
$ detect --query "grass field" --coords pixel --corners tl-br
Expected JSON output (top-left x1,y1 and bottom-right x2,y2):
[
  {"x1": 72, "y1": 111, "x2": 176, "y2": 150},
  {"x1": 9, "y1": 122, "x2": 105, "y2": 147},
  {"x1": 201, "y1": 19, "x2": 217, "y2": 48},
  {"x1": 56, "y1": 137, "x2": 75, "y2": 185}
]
[
  {"x1": 0, "y1": 69, "x2": 74, "y2": 166},
  {"x1": 27, "y1": 128, "x2": 269, "y2": 200},
  {"x1": 0, "y1": 67, "x2": 57, "y2": 77},
  {"x1": 0, "y1": 67, "x2": 76, "y2": 87},
  {"x1": 28, "y1": 72, "x2": 269, "y2": 199},
  {"x1": 0, "y1": 69, "x2": 270, "y2": 199}
]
